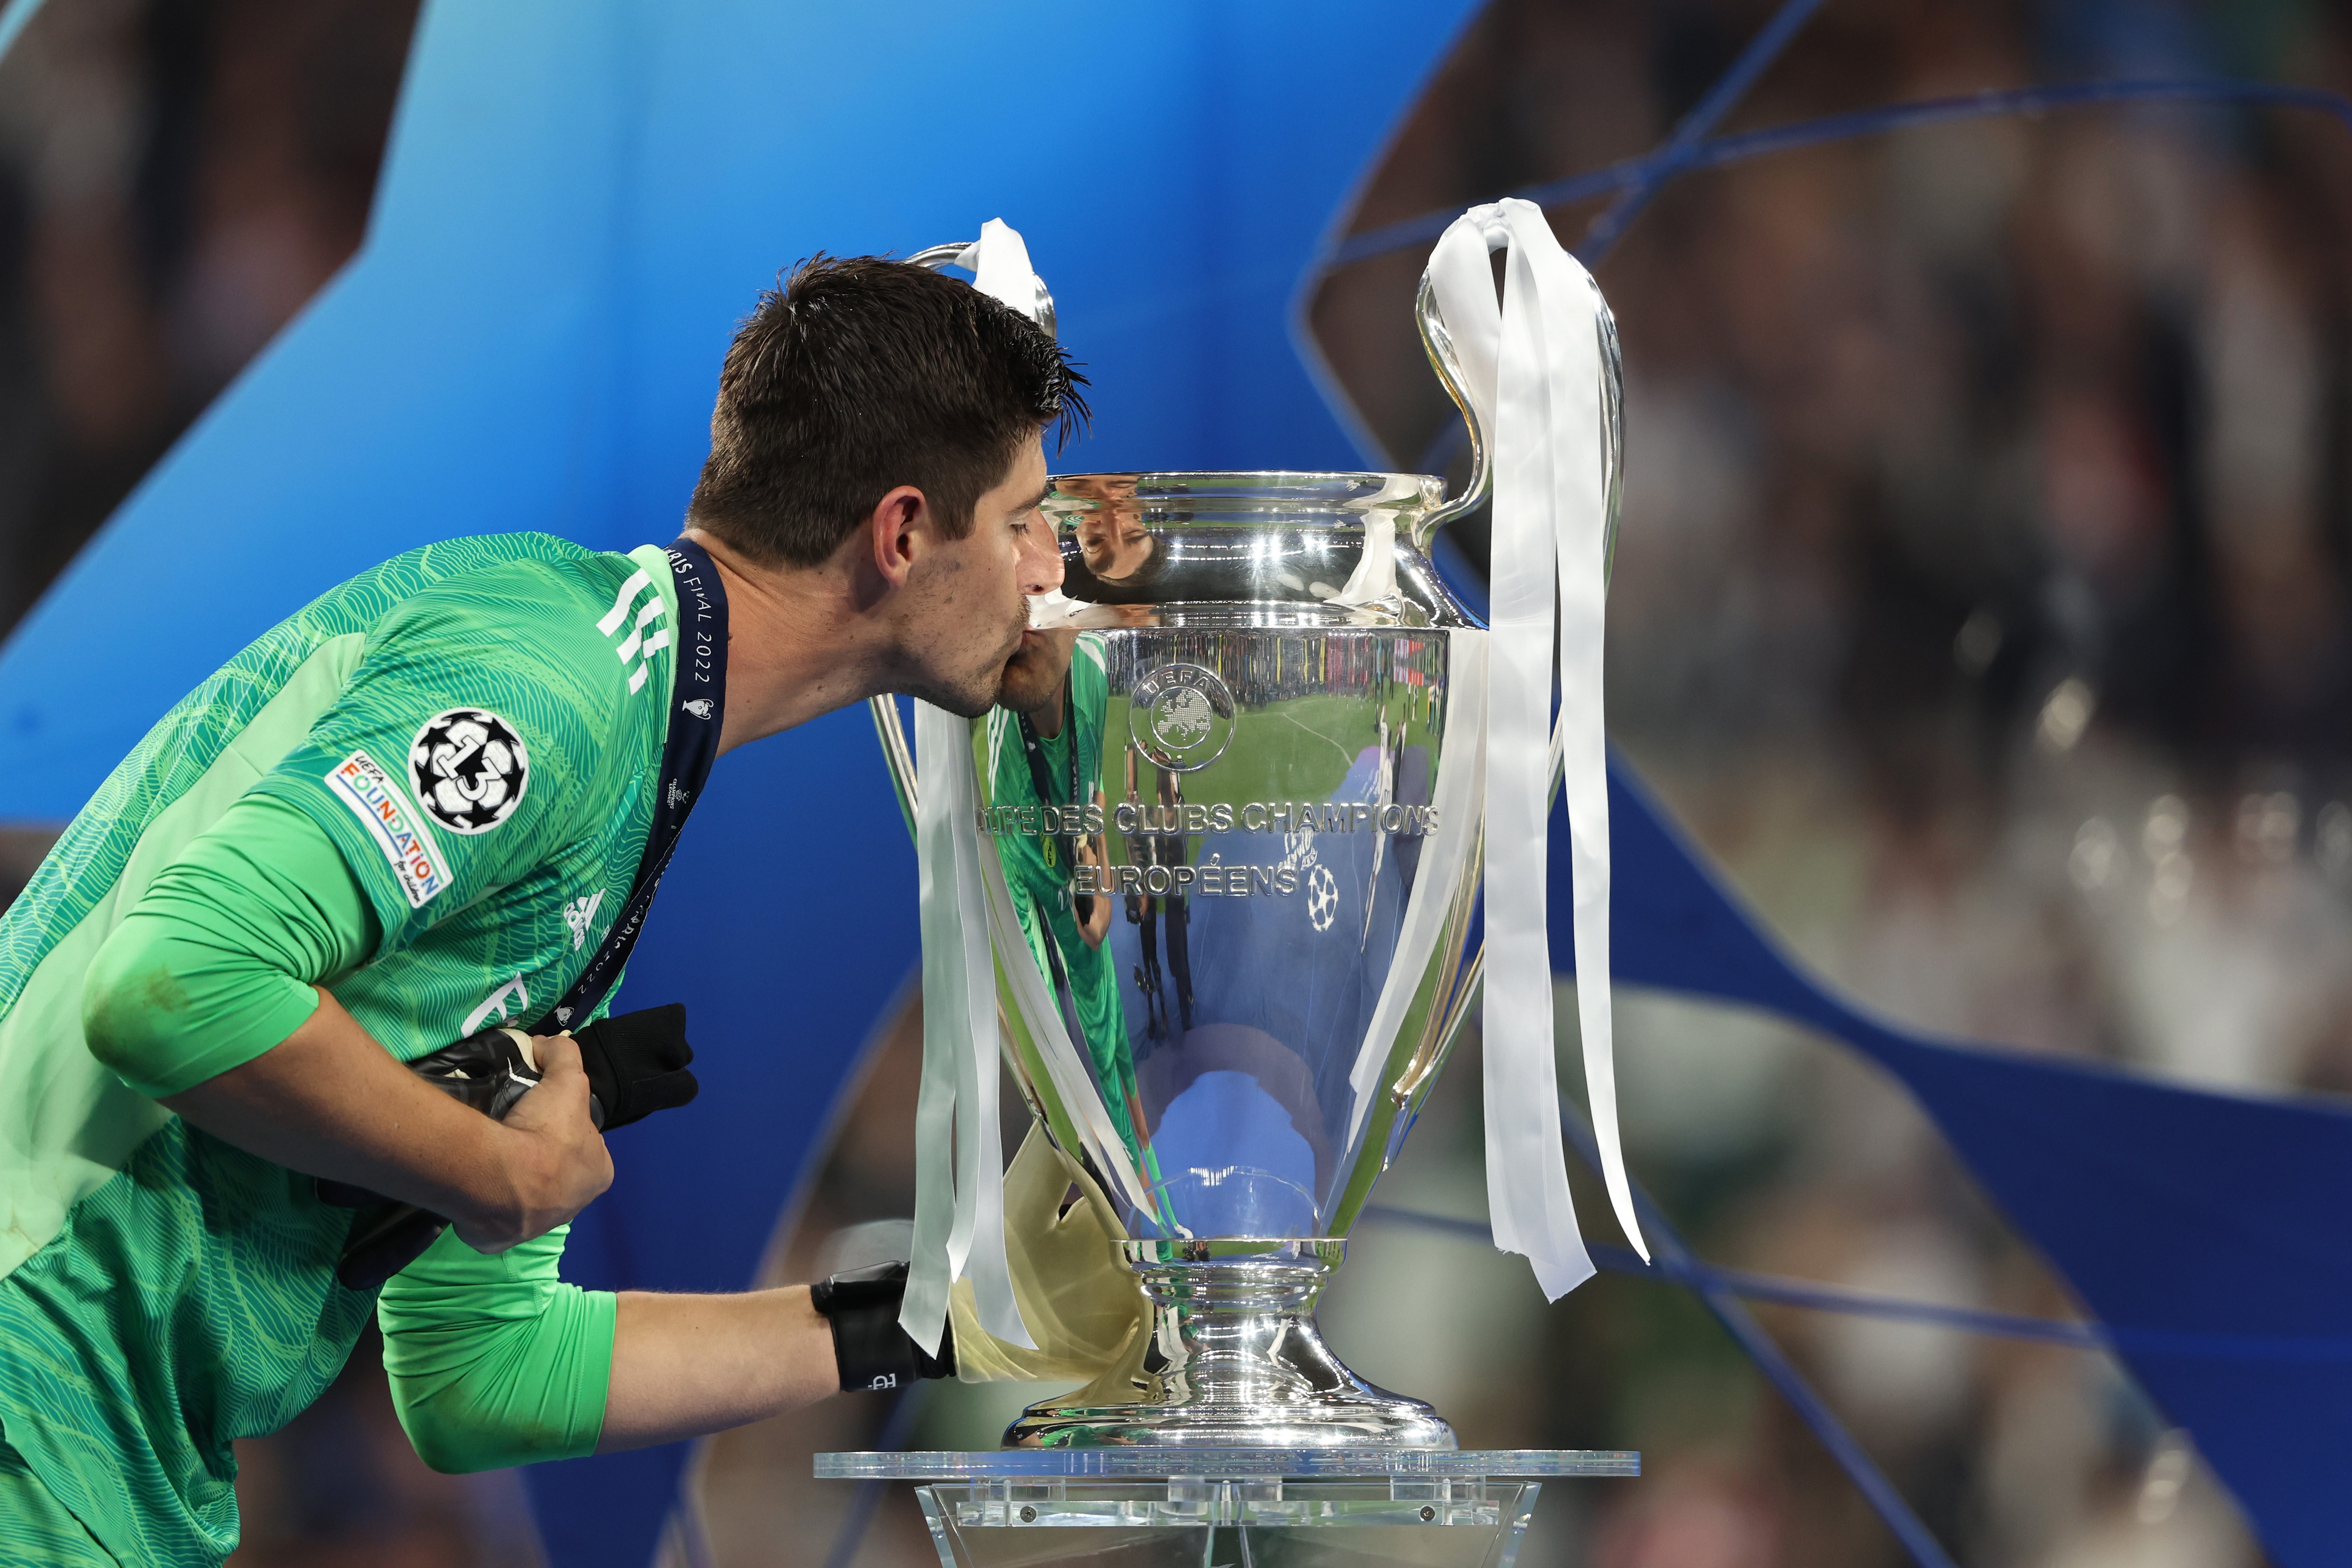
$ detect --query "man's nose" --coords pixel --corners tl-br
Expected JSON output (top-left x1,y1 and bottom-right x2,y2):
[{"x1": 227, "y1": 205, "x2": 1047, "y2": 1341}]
[{"x1": 1018, "y1": 517, "x2": 1065, "y2": 596}]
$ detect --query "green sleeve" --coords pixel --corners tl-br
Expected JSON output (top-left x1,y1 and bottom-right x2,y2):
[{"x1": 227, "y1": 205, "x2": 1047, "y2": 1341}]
[
  {"x1": 377, "y1": 1223, "x2": 616, "y2": 1473},
  {"x1": 81, "y1": 793, "x2": 379, "y2": 1098},
  {"x1": 244, "y1": 572, "x2": 630, "y2": 959}
]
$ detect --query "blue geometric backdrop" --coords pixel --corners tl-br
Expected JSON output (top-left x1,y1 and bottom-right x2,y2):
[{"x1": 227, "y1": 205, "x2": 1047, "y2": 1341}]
[{"x1": 4, "y1": 4, "x2": 2352, "y2": 1567}]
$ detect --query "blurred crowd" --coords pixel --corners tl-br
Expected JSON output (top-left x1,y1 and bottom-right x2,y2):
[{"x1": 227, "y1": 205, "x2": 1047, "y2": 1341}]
[
  {"x1": 6, "y1": 0, "x2": 2347, "y2": 1564},
  {"x1": 0, "y1": 0, "x2": 414, "y2": 641},
  {"x1": 1310, "y1": 0, "x2": 2352, "y2": 1565}
]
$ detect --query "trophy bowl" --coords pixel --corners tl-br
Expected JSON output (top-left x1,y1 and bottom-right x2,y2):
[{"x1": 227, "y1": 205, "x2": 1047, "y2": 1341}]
[{"x1": 966, "y1": 467, "x2": 1491, "y2": 1449}]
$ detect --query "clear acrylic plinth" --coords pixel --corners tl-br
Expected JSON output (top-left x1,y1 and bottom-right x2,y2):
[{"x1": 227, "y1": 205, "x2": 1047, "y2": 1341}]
[
  {"x1": 818, "y1": 1448, "x2": 1638, "y2": 1480},
  {"x1": 816, "y1": 1451, "x2": 1638, "y2": 1568}
]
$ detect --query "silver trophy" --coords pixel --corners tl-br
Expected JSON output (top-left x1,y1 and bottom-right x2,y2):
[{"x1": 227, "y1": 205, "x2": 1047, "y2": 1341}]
[
  {"x1": 864, "y1": 260, "x2": 1625, "y2": 1451},
  {"x1": 832, "y1": 233, "x2": 1634, "y2": 1568}
]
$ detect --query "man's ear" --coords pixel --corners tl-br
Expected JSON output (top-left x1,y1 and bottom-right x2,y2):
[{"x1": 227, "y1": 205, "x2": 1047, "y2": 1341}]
[{"x1": 864, "y1": 485, "x2": 929, "y2": 593}]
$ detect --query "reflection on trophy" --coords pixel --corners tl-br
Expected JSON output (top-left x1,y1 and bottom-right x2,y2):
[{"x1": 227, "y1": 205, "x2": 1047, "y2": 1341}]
[
  {"x1": 1002, "y1": 475, "x2": 1479, "y2": 1448},
  {"x1": 988, "y1": 629, "x2": 1142, "y2": 1147},
  {"x1": 828, "y1": 212, "x2": 1639, "y2": 1566}
]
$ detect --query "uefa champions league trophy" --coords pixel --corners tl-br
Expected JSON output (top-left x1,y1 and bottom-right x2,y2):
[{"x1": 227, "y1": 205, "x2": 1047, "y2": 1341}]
[{"x1": 821, "y1": 215, "x2": 1640, "y2": 1567}]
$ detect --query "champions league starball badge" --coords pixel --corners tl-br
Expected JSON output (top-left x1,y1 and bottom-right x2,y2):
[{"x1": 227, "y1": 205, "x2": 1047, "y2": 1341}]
[
  {"x1": 1128, "y1": 661, "x2": 1235, "y2": 772},
  {"x1": 409, "y1": 708, "x2": 529, "y2": 834}
]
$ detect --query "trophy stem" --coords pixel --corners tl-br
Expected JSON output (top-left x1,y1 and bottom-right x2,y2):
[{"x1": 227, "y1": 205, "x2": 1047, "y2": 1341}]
[{"x1": 1002, "y1": 1238, "x2": 1456, "y2": 1449}]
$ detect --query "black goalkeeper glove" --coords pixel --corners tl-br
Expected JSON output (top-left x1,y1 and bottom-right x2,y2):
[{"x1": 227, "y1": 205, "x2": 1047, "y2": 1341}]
[
  {"x1": 811, "y1": 1261, "x2": 956, "y2": 1392},
  {"x1": 320, "y1": 1005, "x2": 699, "y2": 1290},
  {"x1": 314, "y1": 1026, "x2": 544, "y2": 1211},
  {"x1": 571, "y1": 1002, "x2": 697, "y2": 1131}
]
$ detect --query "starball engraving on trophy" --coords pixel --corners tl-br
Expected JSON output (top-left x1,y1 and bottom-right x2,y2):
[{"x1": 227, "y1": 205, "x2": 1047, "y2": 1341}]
[{"x1": 1128, "y1": 662, "x2": 1236, "y2": 772}]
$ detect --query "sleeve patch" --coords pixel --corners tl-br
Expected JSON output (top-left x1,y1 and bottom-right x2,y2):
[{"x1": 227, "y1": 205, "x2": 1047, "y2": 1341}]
[
  {"x1": 408, "y1": 708, "x2": 531, "y2": 835},
  {"x1": 326, "y1": 749, "x2": 455, "y2": 908}
]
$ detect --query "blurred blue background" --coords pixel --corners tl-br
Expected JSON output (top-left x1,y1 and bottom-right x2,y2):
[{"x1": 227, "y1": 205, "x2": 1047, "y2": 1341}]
[{"x1": 8, "y1": 2, "x2": 2352, "y2": 1567}]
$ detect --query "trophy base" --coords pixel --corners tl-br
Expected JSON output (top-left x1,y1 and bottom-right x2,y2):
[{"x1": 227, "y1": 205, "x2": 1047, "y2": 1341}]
[
  {"x1": 1003, "y1": 1238, "x2": 1456, "y2": 1450},
  {"x1": 815, "y1": 1451, "x2": 1643, "y2": 1568},
  {"x1": 917, "y1": 1476, "x2": 1534, "y2": 1568}
]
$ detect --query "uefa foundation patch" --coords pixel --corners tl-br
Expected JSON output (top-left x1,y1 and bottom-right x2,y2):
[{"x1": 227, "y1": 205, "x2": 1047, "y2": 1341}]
[{"x1": 327, "y1": 749, "x2": 454, "y2": 907}]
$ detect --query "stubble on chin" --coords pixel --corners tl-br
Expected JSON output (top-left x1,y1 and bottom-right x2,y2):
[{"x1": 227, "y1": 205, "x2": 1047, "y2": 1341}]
[
  {"x1": 903, "y1": 669, "x2": 1001, "y2": 720},
  {"x1": 910, "y1": 615, "x2": 1028, "y2": 719}
]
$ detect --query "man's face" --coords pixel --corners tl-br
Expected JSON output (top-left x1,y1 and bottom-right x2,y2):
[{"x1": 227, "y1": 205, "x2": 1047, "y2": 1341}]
[
  {"x1": 1076, "y1": 510, "x2": 1155, "y2": 581},
  {"x1": 998, "y1": 627, "x2": 1078, "y2": 717},
  {"x1": 896, "y1": 436, "x2": 1062, "y2": 717},
  {"x1": 1069, "y1": 479, "x2": 1154, "y2": 582}
]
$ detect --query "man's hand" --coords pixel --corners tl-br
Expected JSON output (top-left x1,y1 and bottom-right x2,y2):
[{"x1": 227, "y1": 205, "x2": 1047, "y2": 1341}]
[
  {"x1": 162, "y1": 990, "x2": 611, "y2": 1257},
  {"x1": 325, "y1": 1006, "x2": 693, "y2": 1279},
  {"x1": 455, "y1": 1033, "x2": 612, "y2": 1253},
  {"x1": 811, "y1": 1261, "x2": 955, "y2": 1391}
]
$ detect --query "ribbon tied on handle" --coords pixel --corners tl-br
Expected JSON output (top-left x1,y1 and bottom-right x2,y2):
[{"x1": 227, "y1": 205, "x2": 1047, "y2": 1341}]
[
  {"x1": 900, "y1": 217, "x2": 1045, "y2": 1357},
  {"x1": 1426, "y1": 198, "x2": 1648, "y2": 1298}
]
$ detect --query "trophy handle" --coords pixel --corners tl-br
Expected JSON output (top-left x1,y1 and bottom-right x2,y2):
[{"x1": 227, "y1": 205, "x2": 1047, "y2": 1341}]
[
  {"x1": 1381, "y1": 260, "x2": 1630, "y2": 1141},
  {"x1": 908, "y1": 240, "x2": 1057, "y2": 338},
  {"x1": 869, "y1": 695, "x2": 918, "y2": 840},
  {"x1": 1413, "y1": 254, "x2": 1626, "y2": 822},
  {"x1": 1413, "y1": 273, "x2": 1491, "y2": 545},
  {"x1": 1411, "y1": 267, "x2": 1625, "y2": 590}
]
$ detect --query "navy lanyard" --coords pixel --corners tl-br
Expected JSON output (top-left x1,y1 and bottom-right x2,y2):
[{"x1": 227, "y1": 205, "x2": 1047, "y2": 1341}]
[
  {"x1": 1015, "y1": 677, "x2": 1088, "y2": 997},
  {"x1": 530, "y1": 539, "x2": 727, "y2": 1032},
  {"x1": 1015, "y1": 678, "x2": 1081, "y2": 872}
]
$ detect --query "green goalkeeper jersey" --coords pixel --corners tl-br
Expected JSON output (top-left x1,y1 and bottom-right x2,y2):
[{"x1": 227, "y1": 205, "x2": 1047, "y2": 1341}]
[{"x1": 0, "y1": 532, "x2": 687, "y2": 1561}]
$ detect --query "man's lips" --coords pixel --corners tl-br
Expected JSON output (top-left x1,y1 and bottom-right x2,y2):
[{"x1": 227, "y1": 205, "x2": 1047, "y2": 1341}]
[{"x1": 1027, "y1": 590, "x2": 1081, "y2": 629}]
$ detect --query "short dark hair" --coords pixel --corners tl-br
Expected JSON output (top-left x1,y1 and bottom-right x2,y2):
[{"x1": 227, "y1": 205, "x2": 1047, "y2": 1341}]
[{"x1": 686, "y1": 255, "x2": 1089, "y2": 568}]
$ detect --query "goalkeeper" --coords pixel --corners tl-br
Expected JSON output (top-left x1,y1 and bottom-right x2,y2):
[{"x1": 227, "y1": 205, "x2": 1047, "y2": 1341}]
[{"x1": 0, "y1": 256, "x2": 1079, "y2": 1566}]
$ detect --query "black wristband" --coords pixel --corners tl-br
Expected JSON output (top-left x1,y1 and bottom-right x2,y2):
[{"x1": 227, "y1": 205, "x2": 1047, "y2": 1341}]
[{"x1": 810, "y1": 1261, "x2": 955, "y2": 1392}]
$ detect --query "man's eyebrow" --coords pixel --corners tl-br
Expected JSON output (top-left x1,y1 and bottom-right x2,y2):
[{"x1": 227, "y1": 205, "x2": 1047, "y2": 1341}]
[{"x1": 1024, "y1": 485, "x2": 1051, "y2": 512}]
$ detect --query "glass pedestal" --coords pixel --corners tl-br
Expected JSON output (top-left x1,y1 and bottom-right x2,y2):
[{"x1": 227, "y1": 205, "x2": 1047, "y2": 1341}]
[{"x1": 816, "y1": 1449, "x2": 1638, "y2": 1568}]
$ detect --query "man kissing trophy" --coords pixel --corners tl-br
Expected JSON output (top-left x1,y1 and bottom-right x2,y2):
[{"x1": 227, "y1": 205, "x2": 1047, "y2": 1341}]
[{"x1": 821, "y1": 209, "x2": 1645, "y2": 1566}]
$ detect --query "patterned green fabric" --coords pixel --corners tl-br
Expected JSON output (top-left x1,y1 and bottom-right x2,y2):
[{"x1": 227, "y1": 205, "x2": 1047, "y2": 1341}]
[
  {"x1": 0, "y1": 534, "x2": 682, "y2": 1563},
  {"x1": 82, "y1": 793, "x2": 372, "y2": 1098},
  {"x1": 0, "y1": 1436, "x2": 115, "y2": 1567}
]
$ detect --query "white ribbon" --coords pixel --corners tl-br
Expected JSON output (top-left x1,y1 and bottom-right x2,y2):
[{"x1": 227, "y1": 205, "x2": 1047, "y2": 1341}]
[
  {"x1": 958, "y1": 218, "x2": 1036, "y2": 319},
  {"x1": 1337, "y1": 629, "x2": 1488, "y2": 1182},
  {"x1": 971, "y1": 812, "x2": 1156, "y2": 1218},
  {"x1": 903, "y1": 701, "x2": 1027, "y2": 1351},
  {"x1": 899, "y1": 218, "x2": 1052, "y2": 1354},
  {"x1": 1427, "y1": 199, "x2": 1647, "y2": 1299}
]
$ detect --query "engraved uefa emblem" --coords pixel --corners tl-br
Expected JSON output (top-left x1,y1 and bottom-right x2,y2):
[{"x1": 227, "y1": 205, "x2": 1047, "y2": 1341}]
[{"x1": 1129, "y1": 662, "x2": 1235, "y2": 772}]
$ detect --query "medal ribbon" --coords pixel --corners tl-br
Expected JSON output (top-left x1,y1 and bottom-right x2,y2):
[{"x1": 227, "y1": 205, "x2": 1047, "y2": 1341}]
[
  {"x1": 528, "y1": 539, "x2": 727, "y2": 1035},
  {"x1": 1427, "y1": 199, "x2": 1648, "y2": 1299}
]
